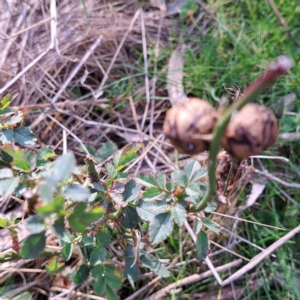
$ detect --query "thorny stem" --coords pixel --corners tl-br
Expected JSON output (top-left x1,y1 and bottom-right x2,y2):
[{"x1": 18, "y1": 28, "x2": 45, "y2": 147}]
[{"x1": 194, "y1": 56, "x2": 294, "y2": 212}]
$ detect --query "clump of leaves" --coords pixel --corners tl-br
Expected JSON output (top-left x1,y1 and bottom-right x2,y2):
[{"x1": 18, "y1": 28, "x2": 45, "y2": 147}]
[
  {"x1": 0, "y1": 94, "x2": 36, "y2": 146},
  {"x1": 0, "y1": 94, "x2": 219, "y2": 299}
]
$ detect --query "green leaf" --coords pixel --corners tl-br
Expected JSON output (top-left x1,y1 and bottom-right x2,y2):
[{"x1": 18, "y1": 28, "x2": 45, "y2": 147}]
[
  {"x1": 94, "y1": 276, "x2": 106, "y2": 296},
  {"x1": 8, "y1": 111, "x2": 23, "y2": 126},
  {"x1": 96, "y1": 228, "x2": 111, "y2": 248},
  {"x1": 95, "y1": 142, "x2": 118, "y2": 161},
  {"x1": 122, "y1": 179, "x2": 140, "y2": 202},
  {"x1": 184, "y1": 160, "x2": 201, "y2": 180},
  {"x1": 0, "y1": 129, "x2": 14, "y2": 144},
  {"x1": 149, "y1": 212, "x2": 173, "y2": 244},
  {"x1": 0, "y1": 214, "x2": 8, "y2": 227},
  {"x1": 155, "y1": 172, "x2": 166, "y2": 189},
  {"x1": 68, "y1": 217, "x2": 87, "y2": 233},
  {"x1": 0, "y1": 94, "x2": 14, "y2": 111},
  {"x1": 61, "y1": 243, "x2": 73, "y2": 261},
  {"x1": 185, "y1": 183, "x2": 200, "y2": 197},
  {"x1": 37, "y1": 146, "x2": 56, "y2": 167},
  {"x1": 120, "y1": 206, "x2": 138, "y2": 229},
  {"x1": 14, "y1": 127, "x2": 36, "y2": 146},
  {"x1": 166, "y1": 181, "x2": 175, "y2": 192},
  {"x1": 45, "y1": 257, "x2": 64, "y2": 274},
  {"x1": 193, "y1": 218, "x2": 203, "y2": 235},
  {"x1": 202, "y1": 218, "x2": 219, "y2": 234},
  {"x1": 53, "y1": 152, "x2": 76, "y2": 182},
  {"x1": 113, "y1": 150, "x2": 121, "y2": 168},
  {"x1": 136, "y1": 173, "x2": 158, "y2": 187},
  {"x1": 91, "y1": 265, "x2": 121, "y2": 291},
  {"x1": 117, "y1": 145, "x2": 141, "y2": 169},
  {"x1": 26, "y1": 215, "x2": 45, "y2": 234},
  {"x1": 196, "y1": 231, "x2": 209, "y2": 260},
  {"x1": 204, "y1": 202, "x2": 218, "y2": 213},
  {"x1": 171, "y1": 171, "x2": 188, "y2": 187},
  {"x1": 74, "y1": 264, "x2": 90, "y2": 284},
  {"x1": 0, "y1": 147, "x2": 13, "y2": 164},
  {"x1": 80, "y1": 206, "x2": 105, "y2": 223},
  {"x1": 171, "y1": 203, "x2": 186, "y2": 226},
  {"x1": 0, "y1": 177, "x2": 19, "y2": 197},
  {"x1": 124, "y1": 243, "x2": 138, "y2": 281},
  {"x1": 137, "y1": 200, "x2": 170, "y2": 222},
  {"x1": 90, "y1": 247, "x2": 108, "y2": 266},
  {"x1": 142, "y1": 187, "x2": 164, "y2": 201},
  {"x1": 51, "y1": 218, "x2": 67, "y2": 240},
  {"x1": 21, "y1": 231, "x2": 46, "y2": 259},
  {"x1": 140, "y1": 250, "x2": 170, "y2": 277},
  {"x1": 106, "y1": 162, "x2": 117, "y2": 178},
  {"x1": 63, "y1": 185, "x2": 90, "y2": 202},
  {"x1": 37, "y1": 181, "x2": 55, "y2": 204},
  {"x1": 106, "y1": 285, "x2": 118, "y2": 300}
]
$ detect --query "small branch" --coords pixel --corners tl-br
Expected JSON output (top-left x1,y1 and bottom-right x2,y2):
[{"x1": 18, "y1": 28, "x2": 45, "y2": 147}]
[
  {"x1": 255, "y1": 169, "x2": 300, "y2": 189},
  {"x1": 194, "y1": 56, "x2": 294, "y2": 212}
]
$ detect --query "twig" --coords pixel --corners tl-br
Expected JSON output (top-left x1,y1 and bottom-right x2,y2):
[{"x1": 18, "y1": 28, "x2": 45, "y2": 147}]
[
  {"x1": 140, "y1": 10, "x2": 151, "y2": 131},
  {"x1": 254, "y1": 169, "x2": 300, "y2": 189},
  {"x1": 278, "y1": 132, "x2": 300, "y2": 142},
  {"x1": 221, "y1": 225, "x2": 300, "y2": 286},
  {"x1": 268, "y1": 0, "x2": 300, "y2": 46},
  {"x1": 145, "y1": 259, "x2": 242, "y2": 299},
  {"x1": 0, "y1": 17, "x2": 53, "y2": 40},
  {"x1": 51, "y1": 35, "x2": 103, "y2": 103}
]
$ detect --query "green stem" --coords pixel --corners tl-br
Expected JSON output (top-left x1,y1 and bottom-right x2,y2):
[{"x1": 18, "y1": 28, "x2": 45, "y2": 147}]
[{"x1": 194, "y1": 56, "x2": 294, "y2": 212}]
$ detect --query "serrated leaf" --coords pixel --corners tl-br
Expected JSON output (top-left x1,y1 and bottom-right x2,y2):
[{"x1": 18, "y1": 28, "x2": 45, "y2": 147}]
[
  {"x1": 7, "y1": 111, "x2": 23, "y2": 126},
  {"x1": 64, "y1": 185, "x2": 90, "y2": 202},
  {"x1": 80, "y1": 207, "x2": 104, "y2": 223},
  {"x1": 122, "y1": 179, "x2": 140, "y2": 202},
  {"x1": 140, "y1": 250, "x2": 170, "y2": 277},
  {"x1": 26, "y1": 215, "x2": 45, "y2": 234},
  {"x1": 0, "y1": 176, "x2": 19, "y2": 197},
  {"x1": 184, "y1": 160, "x2": 201, "y2": 180},
  {"x1": 21, "y1": 231, "x2": 46, "y2": 259},
  {"x1": 106, "y1": 284, "x2": 118, "y2": 300},
  {"x1": 149, "y1": 212, "x2": 173, "y2": 244},
  {"x1": 171, "y1": 203, "x2": 186, "y2": 226},
  {"x1": 196, "y1": 231, "x2": 209, "y2": 260},
  {"x1": 190, "y1": 169, "x2": 207, "y2": 183},
  {"x1": 142, "y1": 187, "x2": 164, "y2": 201},
  {"x1": 185, "y1": 183, "x2": 200, "y2": 197},
  {"x1": 171, "y1": 171, "x2": 188, "y2": 187},
  {"x1": 204, "y1": 202, "x2": 218, "y2": 213},
  {"x1": 120, "y1": 206, "x2": 138, "y2": 229},
  {"x1": 117, "y1": 145, "x2": 141, "y2": 169},
  {"x1": 94, "y1": 276, "x2": 106, "y2": 296},
  {"x1": 106, "y1": 162, "x2": 116, "y2": 178},
  {"x1": 136, "y1": 173, "x2": 158, "y2": 187},
  {"x1": 51, "y1": 218, "x2": 67, "y2": 240},
  {"x1": 166, "y1": 181, "x2": 174, "y2": 192},
  {"x1": 137, "y1": 200, "x2": 170, "y2": 222},
  {"x1": 37, "y1": 146, "x2": 56, "y2": 167},
  {"x1": 0, "y1": 168, "x2": 13, "y2": 179},
  {"x1": 14, "y1": 127, "x2": 36, "y2": 145},
  {"x1": 38, "y1": 181, "x2": 55, "y2": 204},
  {"x1": 53, "y1": 152, "x2": 76, "y2": 182},
  {"x1": 0, "y1": 129, "x2": 14, "y2": 144},
  {"x1": 193, "y1": 218, "x2": 203, "y2": 235},
  {"x1": 113, "y1": 150, "x2": 121, "y2": 168},
  {"x1": 96, "y1": 228, "x2": 111, "y2": 248},
  {"x1": 0, "y1": 214, "x2": 8, "y2": 227},
  {"x1": 124, "y1": 243, "x2": 138, "y2": 281},
  {"x1": 90, "y1": 247, "x2": 108, "y2": 266},
  {"x1": 156, "y1": 172, "x2": 166, "y2": 189},
  {"x1": 202, "y1": 218, "x2": 219, "y2": 234},
  {"x1": 95, "y1": 142, "x2": 118, "y2": 161},
  {"x1": 74, "y1": 264, "x2": 90, "y2": 284}
]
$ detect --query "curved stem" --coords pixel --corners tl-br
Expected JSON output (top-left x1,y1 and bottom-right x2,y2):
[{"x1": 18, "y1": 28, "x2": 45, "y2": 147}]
[{"x1": 194, "y1": 56, "x2": 294, "y2": 212}]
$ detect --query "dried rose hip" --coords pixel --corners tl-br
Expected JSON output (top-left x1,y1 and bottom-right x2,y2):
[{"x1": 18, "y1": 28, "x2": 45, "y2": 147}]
[
  {"x1": 222, "y1": 103, "x2": 279, "y2": 159},
  {"x1": 163, "y1": 98, "x2": 218, "y2": 154}
]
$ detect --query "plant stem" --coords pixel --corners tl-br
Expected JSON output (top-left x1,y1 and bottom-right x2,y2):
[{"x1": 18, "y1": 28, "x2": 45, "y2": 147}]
[{"x1": 194, "y1": 56, "x2": 294, "y2": 212}]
